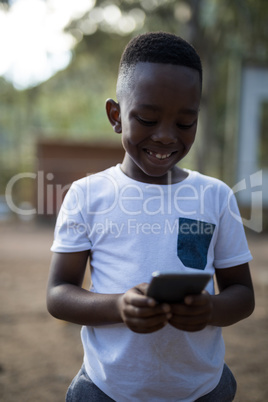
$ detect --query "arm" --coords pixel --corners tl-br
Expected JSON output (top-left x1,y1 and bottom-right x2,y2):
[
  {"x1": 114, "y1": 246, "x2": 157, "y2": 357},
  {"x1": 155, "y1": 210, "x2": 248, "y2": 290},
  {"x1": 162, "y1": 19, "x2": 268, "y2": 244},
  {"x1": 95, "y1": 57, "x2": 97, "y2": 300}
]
[
  {"x1": 168, "y1": 263, "x2": 255, "y2": 332},
  {"x1": 210, "y1": 262, "x2": 255, "y2": 326},
  {"x1": 47, "y1": 251, "x2": 122, "y2": 325},
  {"x1": 47, "y1": 252, "x2": 171, "y2": 331}
]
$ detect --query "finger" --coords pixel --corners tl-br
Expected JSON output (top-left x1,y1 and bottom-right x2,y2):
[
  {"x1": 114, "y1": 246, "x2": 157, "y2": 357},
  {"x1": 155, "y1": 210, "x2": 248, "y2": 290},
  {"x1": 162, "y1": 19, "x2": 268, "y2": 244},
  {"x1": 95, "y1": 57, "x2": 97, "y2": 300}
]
[
  {"x1": 130, "y1": 322, "x2": 168, "y2": 334},
  {"x1": 135, "y1": 282, "x2": 150, "y2": 296},
  {"x1": 184, "y1": 291, "x2": 210, "y2": 306},
  {"x1": 124, "y1": 303, "x2": 171, "y2": 319},
  {"x1": 125, "y1": 314, "x2": 170, "y2": 333},
  {"x1": 169, "y1": 311, "x2": 211, "y2": 329},
  {"x1": 171, "y1": 303, "x2": 211, "y2": 318},
  {"x1": 170, "y1": 322, "x2": 207, "y2": 332},
  {"x1": 170, "y1": 303, "x2": 199, "y2": 317},
  {"x1": 124, "y1": 287, "x2": 156, "y2": 308},
  {"x1": 125, "y1": 293, "x2": 156, "y2": 308}
]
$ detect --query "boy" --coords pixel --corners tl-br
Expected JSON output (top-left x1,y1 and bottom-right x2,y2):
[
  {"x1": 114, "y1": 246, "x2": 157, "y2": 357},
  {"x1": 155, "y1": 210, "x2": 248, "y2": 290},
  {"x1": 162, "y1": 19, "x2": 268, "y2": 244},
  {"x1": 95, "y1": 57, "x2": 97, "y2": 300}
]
[{"x1": 47, "y1": 32, "x2": 255, "y2": 401}]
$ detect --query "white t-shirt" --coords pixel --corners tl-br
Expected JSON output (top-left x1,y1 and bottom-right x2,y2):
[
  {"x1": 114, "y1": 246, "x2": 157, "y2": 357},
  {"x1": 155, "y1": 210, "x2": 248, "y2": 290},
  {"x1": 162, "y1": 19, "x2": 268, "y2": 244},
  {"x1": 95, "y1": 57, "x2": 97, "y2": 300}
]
[{"x1": 51, "y1": 164, "x2": 252, "y2": 401}]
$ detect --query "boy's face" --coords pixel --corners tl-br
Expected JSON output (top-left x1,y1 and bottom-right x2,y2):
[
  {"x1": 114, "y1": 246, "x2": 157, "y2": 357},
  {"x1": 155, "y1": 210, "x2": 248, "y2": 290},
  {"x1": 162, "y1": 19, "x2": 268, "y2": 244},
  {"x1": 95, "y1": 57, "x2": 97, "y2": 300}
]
[{"x1": 107, "y1": 62, "x2": 201, "y2": 184}]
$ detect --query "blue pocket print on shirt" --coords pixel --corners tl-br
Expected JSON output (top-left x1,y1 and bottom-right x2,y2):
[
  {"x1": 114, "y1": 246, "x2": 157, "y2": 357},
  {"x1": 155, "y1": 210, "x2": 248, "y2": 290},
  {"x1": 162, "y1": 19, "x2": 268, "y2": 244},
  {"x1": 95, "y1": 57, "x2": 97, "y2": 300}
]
[{"x1": 177, "y1": 218, "x2": 215, "y2": 270}]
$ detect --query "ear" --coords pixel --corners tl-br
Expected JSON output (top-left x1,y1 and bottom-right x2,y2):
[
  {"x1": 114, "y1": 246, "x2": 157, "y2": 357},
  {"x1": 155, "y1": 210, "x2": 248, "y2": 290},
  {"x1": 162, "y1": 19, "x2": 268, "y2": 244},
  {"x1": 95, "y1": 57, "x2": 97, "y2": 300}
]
[{"x1": 106, "y1": 99, "x2": 122, "y2": 134}]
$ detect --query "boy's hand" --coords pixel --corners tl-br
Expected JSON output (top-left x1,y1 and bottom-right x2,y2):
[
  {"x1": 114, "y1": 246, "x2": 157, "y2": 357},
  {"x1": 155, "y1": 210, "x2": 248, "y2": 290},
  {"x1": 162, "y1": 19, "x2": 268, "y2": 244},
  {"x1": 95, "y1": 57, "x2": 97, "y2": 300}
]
[
  {"x1": 168, "y1": 291, "x2": 213, "y2": 332},
  {"x1": 118, "y1": 283, "x2": 172, "y2": 334}
]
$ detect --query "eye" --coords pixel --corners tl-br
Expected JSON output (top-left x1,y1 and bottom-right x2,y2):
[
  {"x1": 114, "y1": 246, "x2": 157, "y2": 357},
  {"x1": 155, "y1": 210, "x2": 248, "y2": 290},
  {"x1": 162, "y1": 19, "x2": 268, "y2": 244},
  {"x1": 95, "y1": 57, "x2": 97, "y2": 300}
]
[
  {"x1": 136, "y1": 116, "x2": 157, "y2": 126},
  {"x1": 177, "y1": 121, "x2": 197, "y2": 130}
]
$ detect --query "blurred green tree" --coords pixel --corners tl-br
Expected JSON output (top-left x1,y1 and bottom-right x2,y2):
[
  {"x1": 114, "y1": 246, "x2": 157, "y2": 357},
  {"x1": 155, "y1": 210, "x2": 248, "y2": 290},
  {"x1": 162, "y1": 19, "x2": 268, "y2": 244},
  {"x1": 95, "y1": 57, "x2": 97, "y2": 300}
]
[{"x1": 0, "y1": 0, "x2": 267, "y2": 190}]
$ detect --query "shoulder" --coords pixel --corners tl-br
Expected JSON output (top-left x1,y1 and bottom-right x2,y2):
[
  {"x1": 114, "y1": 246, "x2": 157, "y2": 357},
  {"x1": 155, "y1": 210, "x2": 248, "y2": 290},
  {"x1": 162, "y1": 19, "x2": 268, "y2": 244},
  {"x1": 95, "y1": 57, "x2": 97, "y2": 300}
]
[
  {"x1": 66, "y1": 165, "x2": 123, "y2": 214},
  {"x1": 61, "y1": 166, "x2": 120, "y2": 211},
  {"x1": 187, "y1": 171, "x2": 236, "y2": 215},
  {"x1": 73, "y1": 165, "x2": 120, "y2": 188},
  {"x1": 190, "y1": 170, "x2": 232, "y2": 194}
]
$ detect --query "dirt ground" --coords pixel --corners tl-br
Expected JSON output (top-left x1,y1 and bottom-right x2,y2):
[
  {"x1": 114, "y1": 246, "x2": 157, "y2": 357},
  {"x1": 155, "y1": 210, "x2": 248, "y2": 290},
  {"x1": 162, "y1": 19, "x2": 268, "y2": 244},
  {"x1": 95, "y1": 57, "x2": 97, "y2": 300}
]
[{"x1": 0, "y1": 221, "x2": 267, "y2": 402}]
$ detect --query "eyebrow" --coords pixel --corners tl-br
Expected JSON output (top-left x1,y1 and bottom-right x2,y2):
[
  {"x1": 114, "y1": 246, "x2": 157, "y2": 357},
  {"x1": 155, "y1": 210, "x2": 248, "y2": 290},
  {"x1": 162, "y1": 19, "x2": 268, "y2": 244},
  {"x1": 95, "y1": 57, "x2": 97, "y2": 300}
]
[
  {"x1": 137, "y1": 104, "x2": 160, "y2": 112},
  {"x1": 178, "y1": 108, "x2": 199, "y2": 116},
  {"x1": 138, "y1": 104, "x2": 199, "y2": 116}
]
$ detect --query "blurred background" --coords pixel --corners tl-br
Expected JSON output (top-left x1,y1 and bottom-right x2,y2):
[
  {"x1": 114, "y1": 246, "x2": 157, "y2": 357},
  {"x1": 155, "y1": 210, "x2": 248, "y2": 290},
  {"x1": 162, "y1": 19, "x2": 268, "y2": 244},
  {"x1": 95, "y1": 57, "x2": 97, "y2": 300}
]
[
  {"x1": 0, "y1": 0, "x2": 267, "y2": 401},
  {"x1": 0, "y1": 0, "x2": 267, "y2": 224}
]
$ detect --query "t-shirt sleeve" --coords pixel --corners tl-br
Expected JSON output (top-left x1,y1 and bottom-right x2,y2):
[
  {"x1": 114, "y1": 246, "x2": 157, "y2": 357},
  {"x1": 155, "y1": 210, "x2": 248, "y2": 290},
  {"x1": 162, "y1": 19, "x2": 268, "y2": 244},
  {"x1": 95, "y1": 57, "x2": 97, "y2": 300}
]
[
  {"x1": 51, "y1": 183, "x2": 92, "y2": 253},
  {"x1": 214, "y1": 186, "x2": 252, "y2": 268}
]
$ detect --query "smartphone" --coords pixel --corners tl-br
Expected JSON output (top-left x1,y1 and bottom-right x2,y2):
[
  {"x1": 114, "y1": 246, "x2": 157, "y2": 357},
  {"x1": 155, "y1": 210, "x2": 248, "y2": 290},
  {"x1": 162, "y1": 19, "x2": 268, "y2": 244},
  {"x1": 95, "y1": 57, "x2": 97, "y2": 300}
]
[{"x1": 147, "y1": 271, "x2": 212, "y2": 303}]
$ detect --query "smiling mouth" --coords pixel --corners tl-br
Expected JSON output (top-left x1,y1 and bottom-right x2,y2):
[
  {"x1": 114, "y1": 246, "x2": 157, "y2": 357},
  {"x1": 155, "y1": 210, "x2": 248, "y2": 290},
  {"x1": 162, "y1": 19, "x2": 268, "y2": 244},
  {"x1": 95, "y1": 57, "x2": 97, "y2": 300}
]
[{"x1": 146, "y1": 149, "x2": 174, "y2": 160}]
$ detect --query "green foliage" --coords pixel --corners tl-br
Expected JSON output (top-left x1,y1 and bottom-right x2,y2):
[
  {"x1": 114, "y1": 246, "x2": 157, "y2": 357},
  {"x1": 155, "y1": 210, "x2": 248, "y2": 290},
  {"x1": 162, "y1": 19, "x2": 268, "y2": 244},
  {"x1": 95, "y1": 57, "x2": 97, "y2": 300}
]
[
  {"x1": 22, "y1": 32, "x2": 133, "y2": 139},
  {"x1": 0, "y1": 0, "x2": 268, "y2": 189}
]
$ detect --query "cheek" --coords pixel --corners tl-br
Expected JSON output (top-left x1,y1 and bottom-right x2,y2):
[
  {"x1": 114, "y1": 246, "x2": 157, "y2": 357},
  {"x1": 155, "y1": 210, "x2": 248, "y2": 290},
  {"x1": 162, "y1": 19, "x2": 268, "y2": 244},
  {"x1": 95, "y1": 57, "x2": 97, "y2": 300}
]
[
  {"x1": 122, "y1": 121, "x2": 146, "y2": 145},
  {"x1": 184, "y1": 128, "x2": 197, "y2": 146},
  {"x1": 188, "y1": 133, "x2": 196, "y2": 146},
  {"x1": 180, "y1": 134, "x2": 195, "y2": 151}
]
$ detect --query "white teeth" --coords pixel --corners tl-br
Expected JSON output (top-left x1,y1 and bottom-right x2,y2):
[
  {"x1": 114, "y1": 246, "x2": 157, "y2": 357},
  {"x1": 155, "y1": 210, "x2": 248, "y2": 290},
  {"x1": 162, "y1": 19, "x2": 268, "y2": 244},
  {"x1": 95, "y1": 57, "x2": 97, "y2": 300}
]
[
  {"x1": 148, "y1": 151, "x2": 171, "y2": 160},
  {"x1": 156, "y1": 153, "x2": 170, "y2": 159}
]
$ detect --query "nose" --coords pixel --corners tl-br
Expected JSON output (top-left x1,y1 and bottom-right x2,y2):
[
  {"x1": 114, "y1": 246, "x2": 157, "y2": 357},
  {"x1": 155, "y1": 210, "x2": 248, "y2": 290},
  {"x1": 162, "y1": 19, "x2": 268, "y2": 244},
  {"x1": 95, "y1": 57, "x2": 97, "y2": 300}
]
[{"x1": 151, "y1": 124, "x2": 177, "y2": 145}]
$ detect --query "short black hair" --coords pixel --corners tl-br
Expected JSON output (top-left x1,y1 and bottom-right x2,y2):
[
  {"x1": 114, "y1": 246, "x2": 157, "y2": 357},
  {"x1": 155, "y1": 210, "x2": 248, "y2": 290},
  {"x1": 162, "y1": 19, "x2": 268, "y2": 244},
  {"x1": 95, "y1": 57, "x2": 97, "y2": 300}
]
[{"x1": 116, "y1": 31, "x2": 202, "y2": 99}]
